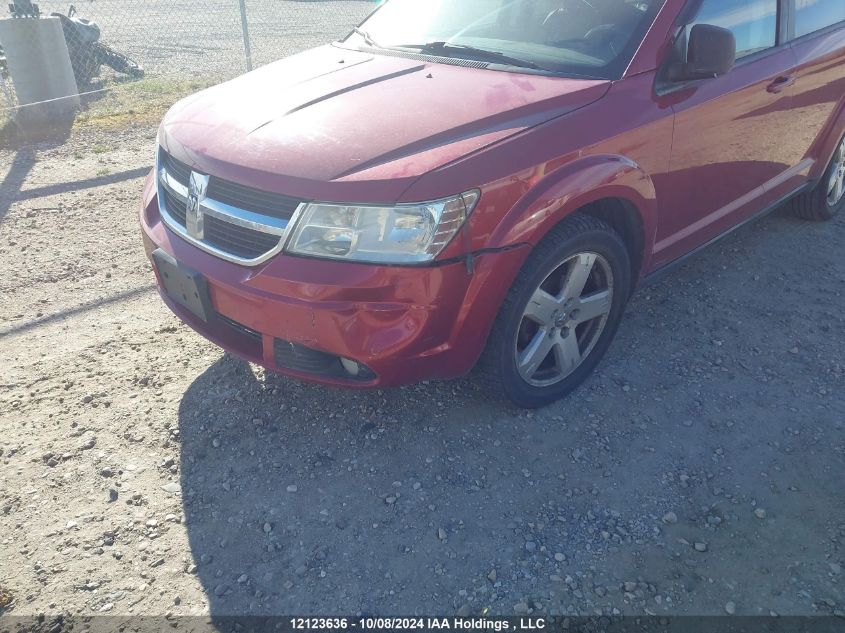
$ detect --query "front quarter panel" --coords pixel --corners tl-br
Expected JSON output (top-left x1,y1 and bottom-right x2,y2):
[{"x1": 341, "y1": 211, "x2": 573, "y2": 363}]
[
  {"x1": 486, "y1": 155, "x2": 658, "y2": 254},
  {"x1": 416, "y1": 73, "x2": 672, "y2": 278}
]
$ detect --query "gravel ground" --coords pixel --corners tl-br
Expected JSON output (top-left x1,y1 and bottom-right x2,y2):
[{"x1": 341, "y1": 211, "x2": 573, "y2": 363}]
[{"x1": 1, "y1": 119, "x2": 844, "y2": 620}]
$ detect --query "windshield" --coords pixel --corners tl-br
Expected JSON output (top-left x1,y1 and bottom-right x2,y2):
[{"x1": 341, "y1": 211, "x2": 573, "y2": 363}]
[{"x1": 344, "y1": 0, "x2": 662, "y2": 79}]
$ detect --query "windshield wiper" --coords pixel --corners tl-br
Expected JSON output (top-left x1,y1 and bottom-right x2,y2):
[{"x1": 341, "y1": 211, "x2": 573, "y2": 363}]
[
  {"x1": 396, "y1": 41, "x2": 549, "y2": 72},
  {"x1": 350, "y1": 26, "x2": 380, "y2": 48}
]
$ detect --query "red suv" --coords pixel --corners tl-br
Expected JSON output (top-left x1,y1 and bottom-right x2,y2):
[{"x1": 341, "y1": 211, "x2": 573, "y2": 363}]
[{"x1": 140, "y1": 0, "x2": 845, "y2": 407}]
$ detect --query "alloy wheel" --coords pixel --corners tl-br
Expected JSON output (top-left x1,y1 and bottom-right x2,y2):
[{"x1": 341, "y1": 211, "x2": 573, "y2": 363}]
[
  {"x1": 829, "y1": 136, "x2": 845, "y2": 207},
  {"x1": 515, "y1": 252, "x2": 614, "y2": 387}
]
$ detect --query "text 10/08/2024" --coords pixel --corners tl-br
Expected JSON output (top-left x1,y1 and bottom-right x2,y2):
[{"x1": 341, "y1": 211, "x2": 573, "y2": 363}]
[{"x1": 290, "y1": 617, "x2": 547, "y2": 631}]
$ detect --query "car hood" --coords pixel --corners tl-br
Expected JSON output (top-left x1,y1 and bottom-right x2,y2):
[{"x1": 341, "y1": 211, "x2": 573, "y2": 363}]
[{"x1": 161, "y1": 45, "x2": 610, "y2": 199}]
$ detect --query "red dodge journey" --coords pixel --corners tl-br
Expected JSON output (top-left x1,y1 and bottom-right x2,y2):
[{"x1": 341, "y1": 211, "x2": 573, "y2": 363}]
[{"x1": 140, "y1": 0, "x2": 845, "y2": 407}]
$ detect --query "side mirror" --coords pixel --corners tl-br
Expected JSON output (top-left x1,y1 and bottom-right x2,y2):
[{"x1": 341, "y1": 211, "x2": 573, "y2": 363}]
[{"x1": 670, "y1": 24, "x2": 736, "y2": 81}]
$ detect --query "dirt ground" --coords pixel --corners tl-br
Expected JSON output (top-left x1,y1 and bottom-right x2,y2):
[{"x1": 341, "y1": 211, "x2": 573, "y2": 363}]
[{"x1": 0, "y1": 118, "x2": 844, "y2": 620}]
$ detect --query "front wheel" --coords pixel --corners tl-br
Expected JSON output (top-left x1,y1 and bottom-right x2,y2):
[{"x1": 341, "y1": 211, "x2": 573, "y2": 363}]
[{"x1": 477, "y1": 214, "x2": 631, "y2": 408}]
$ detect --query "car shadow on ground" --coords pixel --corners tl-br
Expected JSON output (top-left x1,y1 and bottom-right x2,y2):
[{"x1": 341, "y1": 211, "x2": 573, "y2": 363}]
[{"x1": 175, "y1": 206, "x2": 845, "y2": 616}]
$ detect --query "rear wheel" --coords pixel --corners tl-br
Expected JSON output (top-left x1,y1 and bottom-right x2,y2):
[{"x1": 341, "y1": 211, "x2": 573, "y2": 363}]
[
  {"x1": 793, "y1": 134, "x2": 845, "y2": 221},
  {"x1": 477, "y1": 214, "x2": 631, "y2": 408}
]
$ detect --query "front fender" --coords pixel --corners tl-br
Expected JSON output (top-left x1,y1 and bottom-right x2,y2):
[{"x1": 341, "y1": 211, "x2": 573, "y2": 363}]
[{"x1": 487, "y1": 154, "x2": 658, "y2": 270}]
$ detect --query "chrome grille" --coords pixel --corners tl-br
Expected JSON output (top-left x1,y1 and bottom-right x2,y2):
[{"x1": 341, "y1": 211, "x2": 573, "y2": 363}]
[
  {"x1": 161, "y1": 151, "x2": 192, "y2": 186},
  {"x1": 156, "y1": 148, "x2": 306, "y2": 266},
  {"x1": 204, "y1": 215, "x2": 281, "y2": 260},
  {"x1": 161, "y1": 186, "x2": 187, "y2": 225},
  {"x1": 208, "y1": 179, "x2": 302, "y2": 220}
]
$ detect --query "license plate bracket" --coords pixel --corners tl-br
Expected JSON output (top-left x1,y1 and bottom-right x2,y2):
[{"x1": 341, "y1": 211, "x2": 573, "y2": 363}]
[{"x1": 152, "y1": 249, "x2": 213, "y2": 322}]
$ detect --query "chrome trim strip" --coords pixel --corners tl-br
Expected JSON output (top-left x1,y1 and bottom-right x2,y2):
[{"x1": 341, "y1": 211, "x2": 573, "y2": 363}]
[
  {"x1": 203, "y1": 198, "x2": 290, "y2": 235},
  {"x1": 160, "y1": 173, "x2": 290, "y2": 234},
  {"x1": 156, "y1": 160, "x2": 304, "y2": 267}
]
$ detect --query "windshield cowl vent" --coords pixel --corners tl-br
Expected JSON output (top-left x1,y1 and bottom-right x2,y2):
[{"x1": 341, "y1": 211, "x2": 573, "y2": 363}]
[{"x1": 365, "y1": 47, "x2": 490, "y2": 69}]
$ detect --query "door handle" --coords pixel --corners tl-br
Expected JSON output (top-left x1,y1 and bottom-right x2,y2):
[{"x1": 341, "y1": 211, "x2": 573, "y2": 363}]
[{"x1": 767, "y1": 75, "x2": 795, "y2": 93}]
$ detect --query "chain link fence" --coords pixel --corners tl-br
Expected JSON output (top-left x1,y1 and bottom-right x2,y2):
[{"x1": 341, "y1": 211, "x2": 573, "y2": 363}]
[{"x1": 0, "y1": 0, "x2": 375, "y2": 123}]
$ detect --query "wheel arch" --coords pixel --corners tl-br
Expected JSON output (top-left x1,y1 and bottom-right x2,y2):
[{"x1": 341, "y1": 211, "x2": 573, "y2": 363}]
[
  {"x1": 487, "y1": 154, "x2": 658, "y2": 288},
  {"x1": 577, "y1": 197, "x2": 646, "y2": 295}
]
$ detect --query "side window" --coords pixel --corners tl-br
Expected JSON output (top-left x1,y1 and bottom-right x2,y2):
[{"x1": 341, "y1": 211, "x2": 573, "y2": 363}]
[
  {"x1": 691, "y1": 0, "x2": 779, "y2": 58},
  {"x1": 794, "y1": 0, "x2": 845, "y2": 38}
]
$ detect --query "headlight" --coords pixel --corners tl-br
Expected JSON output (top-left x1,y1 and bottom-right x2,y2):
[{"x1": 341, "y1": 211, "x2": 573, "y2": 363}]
[{"x1": 285, "y1": 191, "x2": 480, "y2": 264}]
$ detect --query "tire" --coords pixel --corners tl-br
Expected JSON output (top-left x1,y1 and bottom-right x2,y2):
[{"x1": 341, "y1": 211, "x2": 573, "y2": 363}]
[
  {"x1": 94, "y1": 42, "x2": 145, "y2": 79},
  {"x1": 476, "y1": 213, "x2": 631, "y2": 408},
  {"x1": 792, "y1": 134, "x2": 845, "y2": 221}
]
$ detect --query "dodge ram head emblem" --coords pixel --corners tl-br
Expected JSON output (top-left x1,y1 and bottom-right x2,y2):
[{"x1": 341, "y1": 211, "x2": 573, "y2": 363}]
[{"x1": 186, "y1": 171, "x2": 210, "y2": 240}]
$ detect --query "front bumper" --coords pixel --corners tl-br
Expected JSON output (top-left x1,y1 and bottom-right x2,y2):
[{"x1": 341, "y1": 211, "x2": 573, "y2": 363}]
[{"x1": 139, "y1": 173, "x2": 529, "y2": 388}]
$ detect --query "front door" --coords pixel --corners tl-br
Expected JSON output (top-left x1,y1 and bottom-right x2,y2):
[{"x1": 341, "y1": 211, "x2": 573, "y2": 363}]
[{"x1": 654, "y1": 0, "x2": 802, "y2": 268}]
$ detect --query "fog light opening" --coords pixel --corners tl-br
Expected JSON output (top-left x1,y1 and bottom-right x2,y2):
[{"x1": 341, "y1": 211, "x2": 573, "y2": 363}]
[{"x1": 340, "y1": 357, "x2": 360, "y2": 377}]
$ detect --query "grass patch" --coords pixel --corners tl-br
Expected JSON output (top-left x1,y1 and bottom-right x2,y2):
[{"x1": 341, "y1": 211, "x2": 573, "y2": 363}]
[
  {"x1": 72, "y1": 76, "x2": 218, "y2": 132},
  {"x1": 0, "y1": 75, "x2": 220, "y2": 149}
]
